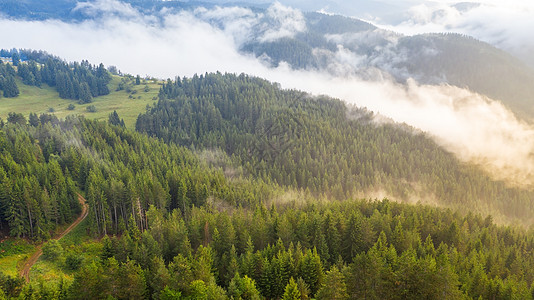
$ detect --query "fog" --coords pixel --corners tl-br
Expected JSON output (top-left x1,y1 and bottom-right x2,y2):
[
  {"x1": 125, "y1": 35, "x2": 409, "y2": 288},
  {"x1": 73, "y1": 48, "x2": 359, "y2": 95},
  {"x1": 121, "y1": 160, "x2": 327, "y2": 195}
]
[
  {"x1": 2, "y1": 0, "x2": 534, "y2": 186},
  {"x1": 254, "y1": 0, "x2": 534, "y2": 67},
  {"x1": 364, "y1": 0, "x2": 534, "y2": 68}
]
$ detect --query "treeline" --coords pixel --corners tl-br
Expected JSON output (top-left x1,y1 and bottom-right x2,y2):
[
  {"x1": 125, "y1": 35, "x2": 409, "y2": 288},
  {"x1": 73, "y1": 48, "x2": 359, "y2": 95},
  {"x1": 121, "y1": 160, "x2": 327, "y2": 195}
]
[
  {"x1": 7, "y1": 199, "x2": 534, "y2": 299},
  {"x1": 0, "y1": 114, "x2": 275, "y2": 240},
  {"x1": 0, "y1": 49, "x2": 112, "y2": 103},
  {"x1": 136, "y1": 72, "x2": 534, "y2": 225},
  {"x1": 0, "y1": 62, "x2": 19, "y2": 98}
]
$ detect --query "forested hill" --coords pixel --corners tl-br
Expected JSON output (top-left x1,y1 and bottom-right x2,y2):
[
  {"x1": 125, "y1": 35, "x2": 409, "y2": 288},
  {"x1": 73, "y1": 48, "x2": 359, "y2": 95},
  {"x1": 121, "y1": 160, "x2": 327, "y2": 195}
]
[
  {"x1": 2, "y1": 70, "x2": 534, "y2": 299},
  {"x1": 0, "y1": 113, "x2": 275, "y2": 240},
  {"x1": 137, "y1": 72, "x2": 534, "y2": 225}
]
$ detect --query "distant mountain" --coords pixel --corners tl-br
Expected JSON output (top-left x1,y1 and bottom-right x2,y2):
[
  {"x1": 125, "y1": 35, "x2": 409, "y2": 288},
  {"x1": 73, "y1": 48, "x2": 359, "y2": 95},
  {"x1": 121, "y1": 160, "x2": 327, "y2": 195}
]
[{"x1": 241, "y1": 12, "x2": 534, "y2": 120}]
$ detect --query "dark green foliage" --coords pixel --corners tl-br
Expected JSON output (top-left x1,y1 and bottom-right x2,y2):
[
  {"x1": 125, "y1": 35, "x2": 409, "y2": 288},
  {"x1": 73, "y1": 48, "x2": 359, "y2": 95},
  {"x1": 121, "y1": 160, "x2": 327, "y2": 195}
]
[
  {"x1": 6, "y1": 112, "x2": 25, "y2": 125},
  {"x1": 64, "y1": 252, "x2": 84, "y2": 271},
  {"x1": 108, "y1": 110, "x2": 125, "y2": 127},
  {"x1": 67, "y1": 104, "x2": 76, "y2": 110},
  {"x1": 8, "y1": 50, "x2": 112, "y2": 101},
  {"x1": 55, "y1": 198, "x2": 534, "y2": 299},
  {"x1": 0, "y1": 114, "x2": 273, "y2": 239},
  {"x1": 137, "y1": 72, "x2": 534, "y2": 225},
  {"x1": 1, "y1": 75, "x2": 19, "y2": 98},
  {"x1": 11, "y1": 52, "x2": 20, "y2": 66}
]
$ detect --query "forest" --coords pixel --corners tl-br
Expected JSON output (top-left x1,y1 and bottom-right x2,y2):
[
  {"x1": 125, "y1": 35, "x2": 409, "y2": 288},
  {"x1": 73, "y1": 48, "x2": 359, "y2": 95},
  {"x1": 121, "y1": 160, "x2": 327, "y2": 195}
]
[
  {"x1": 0, "y1": 60, "x2": 534, "y2": 298},
  {"x1": 0, "y1": 49, "x2": 112, "y2": 103},
  {"x1": 136, "y1": 72, "x2": 534, "y2": 225}
]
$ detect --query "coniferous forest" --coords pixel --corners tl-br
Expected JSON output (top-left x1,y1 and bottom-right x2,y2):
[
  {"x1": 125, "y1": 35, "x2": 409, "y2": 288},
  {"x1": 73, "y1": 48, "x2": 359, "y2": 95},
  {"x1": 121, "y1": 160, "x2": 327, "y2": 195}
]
[{"x1": 2, "y1": 53, "x2": 534, "y2": 299}]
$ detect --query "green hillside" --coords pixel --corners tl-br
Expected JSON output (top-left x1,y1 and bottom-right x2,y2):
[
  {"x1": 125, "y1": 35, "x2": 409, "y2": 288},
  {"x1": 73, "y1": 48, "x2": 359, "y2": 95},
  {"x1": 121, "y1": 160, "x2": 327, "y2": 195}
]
[{"x1": 137, "y1": 72, "x2": 534, "y2": 226}]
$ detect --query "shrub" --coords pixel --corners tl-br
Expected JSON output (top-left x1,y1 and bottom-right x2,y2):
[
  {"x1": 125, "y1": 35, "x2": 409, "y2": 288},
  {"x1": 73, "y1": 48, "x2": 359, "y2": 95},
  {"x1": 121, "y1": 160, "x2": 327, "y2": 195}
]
[
  {"x1": 42, "y1": 240, "x2": 63, "y2": 261},
  {"x1": 64, "y1": 252, "x2": 84, "y2": 271}
]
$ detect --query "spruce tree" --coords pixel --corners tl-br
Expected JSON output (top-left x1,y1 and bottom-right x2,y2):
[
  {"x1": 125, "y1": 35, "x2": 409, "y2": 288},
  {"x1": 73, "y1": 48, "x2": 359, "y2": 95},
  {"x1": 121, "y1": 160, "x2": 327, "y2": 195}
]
[{"x1": 2, "y1": 76, "x2": 19, "y2": 98}]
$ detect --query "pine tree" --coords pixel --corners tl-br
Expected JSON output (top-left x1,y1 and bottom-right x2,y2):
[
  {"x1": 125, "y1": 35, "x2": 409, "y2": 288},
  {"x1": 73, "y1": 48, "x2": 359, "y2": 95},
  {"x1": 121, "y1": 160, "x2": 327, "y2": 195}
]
[
  {"x1": 11, "y1": 52, "x2": 20, "y2": 66},
  {"x1": 2, "y1": 76, "x2": 19, "y2": 97},
  {"x1": 316, "y1": 266, "x2": 348, "y2": 300},
  {"x1": 282, "y1": 277, "x2": 301, "y2": 300}
]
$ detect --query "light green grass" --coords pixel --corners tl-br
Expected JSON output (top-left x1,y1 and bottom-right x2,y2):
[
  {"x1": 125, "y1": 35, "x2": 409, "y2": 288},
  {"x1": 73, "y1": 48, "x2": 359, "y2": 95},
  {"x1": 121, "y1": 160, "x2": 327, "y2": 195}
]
[
  {"x1": 58, "y1": 217, "x2": 91, "y2": 247},
  {"x1": 0, "y1": 239, "x2": 35, "y2": 276},
  {"x1": 0, "y1": 254, "x2": 29, "y2": 277},
  {"x1": 0, "y1": 76, "x2": 161, "y2": 129},
  {"x1": 29, "y1": 211, "x2": 101, "y2": 284},
  {"x1": 30, "y1": 240, "x2": 102, "y2": 284}
]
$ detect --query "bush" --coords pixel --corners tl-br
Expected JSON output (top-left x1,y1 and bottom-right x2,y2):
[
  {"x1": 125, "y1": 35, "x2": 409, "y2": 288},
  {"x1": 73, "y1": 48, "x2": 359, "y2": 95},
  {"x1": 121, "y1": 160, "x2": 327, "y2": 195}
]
[
  {"x1": 48, "y1": 107, "x2": 55, "y2": 113},
  {"x1": 64, "y1": 252, "x2": 84, "y2": 271},
  {"x1": 67, "y1": 104, "x2": 76, "y2": 110},
  {"x1": 86, "y1": 105, "x2": 97, "y2": 113},
  {"x1": 42, "y1": 240, "x2": 63, "y2": 261}
]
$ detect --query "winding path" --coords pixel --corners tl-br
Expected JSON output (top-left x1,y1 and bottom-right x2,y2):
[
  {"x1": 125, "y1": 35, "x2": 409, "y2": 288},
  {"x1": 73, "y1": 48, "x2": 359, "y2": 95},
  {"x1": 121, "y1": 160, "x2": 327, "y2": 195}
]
[{"x1": 20, "y1": 193, "x2": 89, "y2": 283}]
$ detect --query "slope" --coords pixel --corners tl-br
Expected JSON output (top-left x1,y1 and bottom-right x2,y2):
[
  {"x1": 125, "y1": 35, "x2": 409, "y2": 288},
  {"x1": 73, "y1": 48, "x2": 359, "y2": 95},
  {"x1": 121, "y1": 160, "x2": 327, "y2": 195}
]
[
  {"x1": 137, "y1": 72, "x2": 534, "y2": 225},
  {"x1": 0, "y1": 76, "x2": 160, "y2": 129},
  {"x1": 241, "y1": 12, "x2": 534, "y2": 121}
]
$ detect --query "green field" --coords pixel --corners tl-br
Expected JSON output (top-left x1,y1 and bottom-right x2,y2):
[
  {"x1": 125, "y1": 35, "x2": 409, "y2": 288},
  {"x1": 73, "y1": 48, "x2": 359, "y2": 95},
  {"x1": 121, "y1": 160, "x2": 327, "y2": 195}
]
[
  {"x1": 0, "y1": 239, "x2": 35, "y2": 277},
  {"x1": 0, "y1": 76, "x2": 162, "y2": 129}
]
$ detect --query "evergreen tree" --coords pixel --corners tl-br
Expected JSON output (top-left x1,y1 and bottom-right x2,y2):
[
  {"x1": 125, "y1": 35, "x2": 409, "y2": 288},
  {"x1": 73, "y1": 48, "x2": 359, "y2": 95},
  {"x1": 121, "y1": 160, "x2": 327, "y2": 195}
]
[
  {"x1": 2, "y1": 76, "x2": 19, "y2": 97},
  {"x1": 282, "y1": 278, "x2": 301, "y2": 300},
  {"x1": 11, "y1": 52, "x2": 20, "y2": 66}
]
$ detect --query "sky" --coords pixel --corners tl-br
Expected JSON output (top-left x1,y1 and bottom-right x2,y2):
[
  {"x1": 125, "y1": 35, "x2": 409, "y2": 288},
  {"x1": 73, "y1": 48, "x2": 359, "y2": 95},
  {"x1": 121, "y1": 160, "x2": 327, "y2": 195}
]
[{"x1": 1, "y1": 0, "x2": 534, "y2": 187}]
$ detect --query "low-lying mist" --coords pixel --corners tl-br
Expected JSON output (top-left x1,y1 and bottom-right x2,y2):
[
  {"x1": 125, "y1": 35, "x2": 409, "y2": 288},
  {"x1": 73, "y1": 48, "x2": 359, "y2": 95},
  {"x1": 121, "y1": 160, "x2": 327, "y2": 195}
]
[{"x1": 2, "y1": 0, "x2": 534, "y2": 187}]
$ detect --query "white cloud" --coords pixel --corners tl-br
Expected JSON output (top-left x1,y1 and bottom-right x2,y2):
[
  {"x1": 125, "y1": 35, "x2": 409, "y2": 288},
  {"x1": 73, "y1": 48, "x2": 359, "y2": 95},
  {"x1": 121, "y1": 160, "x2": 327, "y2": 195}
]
[
  {"x1": 73, "y1": 0, "x2": 147, "y2": 20},
  {"x1": 369, "y1": 1, "x2": 534, "y2": 67},
  {"x1": 258, "y1": 1, "x2": 306, "y2": 42}
]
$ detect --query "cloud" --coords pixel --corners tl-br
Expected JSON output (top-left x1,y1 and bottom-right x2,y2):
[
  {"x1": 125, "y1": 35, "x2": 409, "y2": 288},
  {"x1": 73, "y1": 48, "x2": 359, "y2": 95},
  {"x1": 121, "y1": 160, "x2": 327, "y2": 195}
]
[
  {"x1": 369, "y1": 1, "x2": 534, "y2": 67},
  {"x1": 258, "y1": 1, "x2": 306, "y2": 42},
  {"x1": 73, "y1": 0, "x2": 148, "y2": 20},
  {"x1": 1, "y1": 0, "x2": 534, "y2": 187}
]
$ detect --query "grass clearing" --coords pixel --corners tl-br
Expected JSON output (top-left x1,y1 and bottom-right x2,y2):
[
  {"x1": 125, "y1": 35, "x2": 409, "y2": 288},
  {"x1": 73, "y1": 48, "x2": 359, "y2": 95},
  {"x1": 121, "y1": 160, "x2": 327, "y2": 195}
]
[
  {"x1": 0, "y1": 76, "x2": 162, "y2": 129},
  {"x1": 0, "y1": 239, "x2": 35, "y2": 276},
  {"x1": 30, "y1": 239, "x2": 102, "y2": 284}
]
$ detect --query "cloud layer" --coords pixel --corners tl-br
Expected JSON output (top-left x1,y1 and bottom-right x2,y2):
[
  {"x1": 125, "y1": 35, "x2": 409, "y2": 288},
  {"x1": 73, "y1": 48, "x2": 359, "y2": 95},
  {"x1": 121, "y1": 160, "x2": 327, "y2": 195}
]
[
  {"x1": 366, "y1": 0, "x2": 534, "y2": 67},
  {"x1": 1, "y1": 0, "x2": 534, "y2": 187}
]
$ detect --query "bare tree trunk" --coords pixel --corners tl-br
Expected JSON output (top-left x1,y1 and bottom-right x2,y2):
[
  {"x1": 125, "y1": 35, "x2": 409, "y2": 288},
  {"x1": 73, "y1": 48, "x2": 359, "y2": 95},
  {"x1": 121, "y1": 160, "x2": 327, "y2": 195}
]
[
  {"x1": 114, "y1": 204, "x2": 118, "y2": 233},
  {"x1": 93, "y1": 202, "x2": 101, "y2": 234},
  {"x1": 101, "y1": 201, "x2": 107, "y2": 235},
  {"x1": 27, "y1": 203, "x2": 33, "y2": 238}
]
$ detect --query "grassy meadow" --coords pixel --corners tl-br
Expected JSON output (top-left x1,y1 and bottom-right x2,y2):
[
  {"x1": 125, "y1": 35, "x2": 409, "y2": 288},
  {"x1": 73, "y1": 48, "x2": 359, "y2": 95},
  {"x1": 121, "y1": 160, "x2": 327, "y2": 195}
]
[{"x1": 0, "y1": 75, "x2": 162, "y2": 129}]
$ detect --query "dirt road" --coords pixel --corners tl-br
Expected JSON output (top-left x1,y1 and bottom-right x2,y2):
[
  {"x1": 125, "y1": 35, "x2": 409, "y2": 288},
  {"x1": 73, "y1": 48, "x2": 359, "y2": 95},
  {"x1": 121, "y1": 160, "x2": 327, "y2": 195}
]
[{"x1": 20, "y1": 193, "x2": 89, "y2": 283}]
